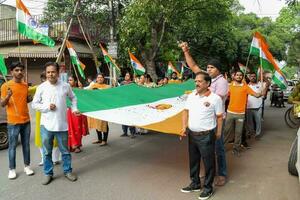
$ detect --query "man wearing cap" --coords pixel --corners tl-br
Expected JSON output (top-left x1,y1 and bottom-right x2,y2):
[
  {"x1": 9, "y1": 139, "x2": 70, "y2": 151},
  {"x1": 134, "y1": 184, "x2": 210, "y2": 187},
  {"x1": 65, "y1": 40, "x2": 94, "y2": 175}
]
[{"x1": 179, "y1": 42, "x2": 228, "y2": 186}]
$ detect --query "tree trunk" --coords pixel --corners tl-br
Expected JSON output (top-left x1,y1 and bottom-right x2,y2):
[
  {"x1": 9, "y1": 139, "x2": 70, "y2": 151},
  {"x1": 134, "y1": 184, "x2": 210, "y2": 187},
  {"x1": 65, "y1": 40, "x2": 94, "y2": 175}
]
[{"x1": 145, "y1": 59, "x2": 157, "y2": 82}]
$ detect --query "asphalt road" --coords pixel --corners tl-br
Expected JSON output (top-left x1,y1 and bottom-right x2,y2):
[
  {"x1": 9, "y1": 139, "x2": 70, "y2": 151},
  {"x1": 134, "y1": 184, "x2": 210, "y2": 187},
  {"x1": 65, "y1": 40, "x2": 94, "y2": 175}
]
[{"x1": 0, "y1": 104, "x2": 299, "y2": 200}]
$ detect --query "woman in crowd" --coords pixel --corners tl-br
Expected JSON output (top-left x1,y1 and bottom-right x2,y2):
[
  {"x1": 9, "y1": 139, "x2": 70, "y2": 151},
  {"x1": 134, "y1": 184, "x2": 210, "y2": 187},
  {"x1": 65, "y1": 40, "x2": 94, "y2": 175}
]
[
  {"x1": 88, "y1": 73, "x2": 110, "y2": 146},
  {"x1": 67, "y1": 76, "x2": 89, "y2": 153},
  {"x1": 120, "y1": 72, "x2": 136, "y2": 138}
]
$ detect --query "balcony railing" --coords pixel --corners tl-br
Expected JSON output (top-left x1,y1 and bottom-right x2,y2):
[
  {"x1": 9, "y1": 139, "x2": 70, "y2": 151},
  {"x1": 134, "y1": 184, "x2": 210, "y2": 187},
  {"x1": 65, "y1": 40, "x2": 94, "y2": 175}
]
[{"x1": 0, "y1": 15, "x2": 99, "y2": 44}]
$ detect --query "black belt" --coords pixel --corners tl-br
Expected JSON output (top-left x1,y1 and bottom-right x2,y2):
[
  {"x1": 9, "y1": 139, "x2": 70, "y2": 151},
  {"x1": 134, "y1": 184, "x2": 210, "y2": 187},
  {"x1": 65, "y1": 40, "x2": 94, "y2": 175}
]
[{"x1": 188, "y1": 128, "x2": 212, "y2": 136}]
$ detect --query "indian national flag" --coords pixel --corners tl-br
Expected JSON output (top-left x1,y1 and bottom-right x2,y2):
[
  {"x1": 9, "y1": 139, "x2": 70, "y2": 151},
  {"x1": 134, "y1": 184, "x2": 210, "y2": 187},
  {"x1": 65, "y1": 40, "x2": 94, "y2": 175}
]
[
  {"x1": 272, "y1": 70, "x2": 287, "y2": 90},
  {"x1": 16, "y1": 0, "x2": 55, "y2": 47},
  {"x1": 167, "y1": 61, "x2": 180, "y2": 77},
  {"x1": 100, "y1": 44, "x2": 121, "y2": 74},
  {"x1": 250, "y1": 31, "x2": 287, "y2": 89},
  {"x1": 250, "y1": 32, "x2": 282, "y2": 73},
  {"x1": 0, "y1": 54, "x2": 8, "y2": 76},
  {"x1": 74, "y1": 80, "x2": 195, "y2": 135},
  {"x1": 66, "y1": 40, "x2": 86, "y2": 79},
  {"x1": 238, "y1": 62, "x2": 247, "y2": 74},
  {"x1": 128, "y1": 51, "x2": 146, "y2": 75}
]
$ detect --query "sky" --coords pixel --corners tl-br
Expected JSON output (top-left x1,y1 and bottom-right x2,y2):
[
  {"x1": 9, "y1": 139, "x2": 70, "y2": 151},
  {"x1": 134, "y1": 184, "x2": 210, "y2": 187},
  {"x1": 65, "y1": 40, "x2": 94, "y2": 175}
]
[{"x1": 2, "y1": 0, "x2": 287, "y2": 19}]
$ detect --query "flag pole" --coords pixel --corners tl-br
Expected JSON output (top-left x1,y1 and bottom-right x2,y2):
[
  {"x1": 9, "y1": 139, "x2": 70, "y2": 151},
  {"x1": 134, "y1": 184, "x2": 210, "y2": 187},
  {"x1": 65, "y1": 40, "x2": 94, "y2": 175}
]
[
  {"x1": 243, "y1": 48, "x2": 252, "y2": 80},
  {"x1": 77, "y1": 16, "x2": 100, "y2": 74},
  {"x1": 71, "y1": 63, "x2": 80, "y2": 84},
  {"x1": 259, "y1": 45, "x2": 264, "y2": 90}
]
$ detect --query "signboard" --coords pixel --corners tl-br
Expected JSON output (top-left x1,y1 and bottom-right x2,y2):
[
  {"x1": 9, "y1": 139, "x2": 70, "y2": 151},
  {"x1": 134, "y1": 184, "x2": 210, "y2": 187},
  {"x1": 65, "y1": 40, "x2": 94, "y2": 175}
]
[{"x1": 108, "y1": 42, "x2": 118, "y2": 58}]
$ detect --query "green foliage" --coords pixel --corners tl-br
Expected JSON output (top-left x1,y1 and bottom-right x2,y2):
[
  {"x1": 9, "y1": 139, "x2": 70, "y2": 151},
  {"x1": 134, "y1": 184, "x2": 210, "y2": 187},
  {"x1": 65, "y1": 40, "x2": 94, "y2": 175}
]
[{"x1": 42, "y1": 0, "x2": 299, "y2": 78}]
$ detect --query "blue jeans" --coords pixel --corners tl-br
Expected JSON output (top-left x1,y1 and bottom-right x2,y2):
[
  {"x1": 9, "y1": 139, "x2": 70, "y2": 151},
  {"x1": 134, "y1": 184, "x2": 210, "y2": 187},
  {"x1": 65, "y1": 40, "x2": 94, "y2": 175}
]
[
  {"x1": 246, "y1": 108, "x2": 262, "y2": 136},
  {"x1": 7, "y1": 122, "x2": 31, "y2": 169},
  {"x1": 215, "y1": 130, "x2": 227, "y2": 177},
  {"x1": 41, "y1": 125, "x2": 72, "y2": 176}
]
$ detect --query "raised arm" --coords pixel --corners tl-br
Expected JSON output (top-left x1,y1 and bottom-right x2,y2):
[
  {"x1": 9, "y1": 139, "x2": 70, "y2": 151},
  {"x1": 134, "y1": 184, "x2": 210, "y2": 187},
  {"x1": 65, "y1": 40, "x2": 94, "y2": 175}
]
[{"x1": 179, "y1": 42, "x2": 202, "y2": 74}]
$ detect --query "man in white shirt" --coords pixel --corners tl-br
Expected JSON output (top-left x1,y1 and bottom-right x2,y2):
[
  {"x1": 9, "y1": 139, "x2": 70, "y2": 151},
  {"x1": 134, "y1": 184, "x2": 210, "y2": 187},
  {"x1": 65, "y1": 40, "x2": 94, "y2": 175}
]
[
  {"x1": 246, "y1": 72, "x2": 269, "y2": 139},
  {"x1": 32, "y1": 62, "x2": 79, "y2": 185},
  {"x1": 180, "y1": 71, "x2": 223, "y2": 200}
]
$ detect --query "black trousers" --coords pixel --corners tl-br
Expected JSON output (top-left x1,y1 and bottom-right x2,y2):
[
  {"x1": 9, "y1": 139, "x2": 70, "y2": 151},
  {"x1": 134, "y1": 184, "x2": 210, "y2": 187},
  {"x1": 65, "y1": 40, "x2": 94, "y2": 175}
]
[
  {"x1": 96, "y1": 125, "x2": 109, "y2": 142},
  {"x1": 188, "y1": 129, "x2": 215, "y2": 193}
]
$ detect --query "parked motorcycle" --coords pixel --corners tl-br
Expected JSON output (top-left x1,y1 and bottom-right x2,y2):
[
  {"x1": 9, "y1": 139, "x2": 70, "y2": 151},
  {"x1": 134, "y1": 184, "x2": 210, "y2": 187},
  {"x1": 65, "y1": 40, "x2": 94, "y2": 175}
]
[{"x1": 270, "y1": 84, "x2": 285, "y2": 107}]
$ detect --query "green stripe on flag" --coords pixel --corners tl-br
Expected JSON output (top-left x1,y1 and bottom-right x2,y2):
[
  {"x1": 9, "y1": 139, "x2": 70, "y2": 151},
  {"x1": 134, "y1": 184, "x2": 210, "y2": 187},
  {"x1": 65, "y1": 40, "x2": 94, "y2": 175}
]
[
  {"x1": 272, "y1": 72, "x2": 287, "y2": 90},
  {"x1": 0, "y1": 54, "x2": 7, "y2": 76},
  {"x1": 70, "y1": 56, "x2": 85, "y2": 79},
  {"x1": 133, "y1": 68, "x2": 144, "y2": 76},
  {"x1": 250, "y1": 46, "x2": 274, "y2": 72},
  {"x1": 73, "y1": 80, "x2": 195, "y2": 113},
  {"x1": 18, "y1": 22, "x2": 55, "y2": 47},
  {"x1": 250, "y1": 46, "x2": 260, "y2": 57}
]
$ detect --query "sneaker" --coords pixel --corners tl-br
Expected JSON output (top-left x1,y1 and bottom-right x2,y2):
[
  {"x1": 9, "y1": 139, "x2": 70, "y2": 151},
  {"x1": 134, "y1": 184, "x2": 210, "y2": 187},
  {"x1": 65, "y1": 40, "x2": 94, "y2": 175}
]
[
  {"x1": 65, "y1": 172, "x2": 77, "y2": 182},
  {"x1": 99, "y1": 142, "x2": 107, "y2": 147},
  {"x1": 120, "y1": 133, "x2": 128, "y2": 137},
  {"x1": 228, "y1": 139, "x2": 234, "y2": 144},
  {"x1": 198, "y1": 191, "x2": 213, "y2": 200},
  {"x1": 39, "y1": 161, "x2": 44, "y2": 166},
  {"x1": 42, "y1": 175, "x2": 53, "y2": 185},
  {"x1": 232, "y1": 148, "x2": 240, "y2": 157},
  {"x1": 180, "y1": 184, "x2": 201, "y2": 193},
  {"x1": 255, "y1": 135, "x2": 261, "y2": 140},
  {"x1": 241, "y1": 143, "x2": 251, "y2": 150},
  {"x1": 53, "y1": 161, "x2": 61, "y2": 165},
  {"x1": 8, "y1": 169, "x2": 17, "y2": 179},
  {"x1": 24, "y1": 166, "x2": 34, "y2": 176}
]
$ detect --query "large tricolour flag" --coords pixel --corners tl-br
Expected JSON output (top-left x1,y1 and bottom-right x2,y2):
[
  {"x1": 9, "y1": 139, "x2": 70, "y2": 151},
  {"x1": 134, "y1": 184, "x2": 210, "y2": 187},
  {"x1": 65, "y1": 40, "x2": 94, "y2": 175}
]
[
  {"x1": 16, "y1": 0, "x2": 55, "y2": 47},
  {"x1": 100, "y1": 44, "x2": 121, "y2": 74},
  {"x1": 250, "y1": 32, "x2": 287, "y2": 89},
  {"x1": 66, "y1": 40, "x2": 86, "y2": 79},
  {"x1": 74, "y1": 81, "x2": 195, "y2": 135},
  {"x1": 128, "y1": 51, "x2": 146, "y2": 75}
]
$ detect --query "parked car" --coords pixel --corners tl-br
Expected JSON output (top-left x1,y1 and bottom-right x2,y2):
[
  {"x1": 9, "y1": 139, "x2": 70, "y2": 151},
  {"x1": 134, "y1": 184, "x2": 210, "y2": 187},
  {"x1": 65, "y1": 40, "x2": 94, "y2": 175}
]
[
  {"x1": 283, "y1": 80, "x2": 296, "y2": 101},
  {"x1": 0, "y1": 76, "x2": 8, "y2": 150}
]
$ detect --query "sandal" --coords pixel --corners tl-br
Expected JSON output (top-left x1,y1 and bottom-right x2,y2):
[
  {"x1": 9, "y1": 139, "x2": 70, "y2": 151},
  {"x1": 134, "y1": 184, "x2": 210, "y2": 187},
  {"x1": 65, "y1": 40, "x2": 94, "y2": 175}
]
[
  {"x1": 74, "y1": 148, "x2": 82, "y2": 153},
  {"x1": 215, "y1": 176, "x2": 226, "y2": 186},
  {"x1": 92, "y1": 140, "x2": 102, "y2": 144}
]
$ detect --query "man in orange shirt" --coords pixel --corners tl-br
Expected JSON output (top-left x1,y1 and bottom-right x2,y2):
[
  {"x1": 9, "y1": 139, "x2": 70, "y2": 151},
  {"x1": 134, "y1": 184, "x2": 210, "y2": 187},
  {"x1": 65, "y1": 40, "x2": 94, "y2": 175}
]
[
  {"x1": 223, "y1": 70, "x2": 262, "y2": 156},
  {"x1": 0, "y1": 62, "x2": 34, "y2": 179}
]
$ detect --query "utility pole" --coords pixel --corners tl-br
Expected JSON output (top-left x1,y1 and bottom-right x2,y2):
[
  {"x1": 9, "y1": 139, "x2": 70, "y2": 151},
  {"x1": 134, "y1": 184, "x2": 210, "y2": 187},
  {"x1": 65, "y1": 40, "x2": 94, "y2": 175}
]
[
  {"x1": 56, "y1": 0, "x2": 80, "y2": 63},
  {"x1": 108, "y1": 0, "x2": 118, "y2": 86}
]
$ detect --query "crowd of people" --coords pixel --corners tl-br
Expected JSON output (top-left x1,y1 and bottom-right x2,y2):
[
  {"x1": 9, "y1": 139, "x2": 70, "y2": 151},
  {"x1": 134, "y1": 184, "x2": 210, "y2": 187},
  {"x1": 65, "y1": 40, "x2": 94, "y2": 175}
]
[{"x1": 0, "y1": 42, "x2": 270, "y2": 198}]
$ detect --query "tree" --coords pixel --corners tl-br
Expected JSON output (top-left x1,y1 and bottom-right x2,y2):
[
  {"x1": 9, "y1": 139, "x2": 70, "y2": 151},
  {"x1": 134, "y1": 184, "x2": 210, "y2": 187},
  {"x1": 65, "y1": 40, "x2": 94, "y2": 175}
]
[{"x1": 118, "y1": 0, "x2": 235, "y2": 79}]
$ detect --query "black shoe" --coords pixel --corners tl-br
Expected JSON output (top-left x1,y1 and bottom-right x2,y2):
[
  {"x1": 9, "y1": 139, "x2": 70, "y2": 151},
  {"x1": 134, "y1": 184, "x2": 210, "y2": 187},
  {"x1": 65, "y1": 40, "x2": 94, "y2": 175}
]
[
  {"x1": 65, "y1": 172, "x2": 77, "y2": 182},
  {"x1": 255, "y1": 135, "x2": 261, "y2": 140},
  {"x1": 42, "y1": 176, "x2": 53, "y2": 185},
  {"x1": 228, "y1": 139, "x2": 234, "y2": 144},
  {"x1": 130, "y1": 135, "x2": 136, "y2": 139},
  {"x1": 241, "y1": 143, "x2": 251, "y2": 149},
  {"x1": 198, "y1": 191, "x2": 213, "y2": 200},
  {"x1": 120, "y1": 133, "x2": 128, "y2": 137},
  {"x1": 232, "y1": 148, "x2": 240, "y2": 157},
  {"x1": 180, "y1": 184, "x2": 201, "y2": 193}
]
